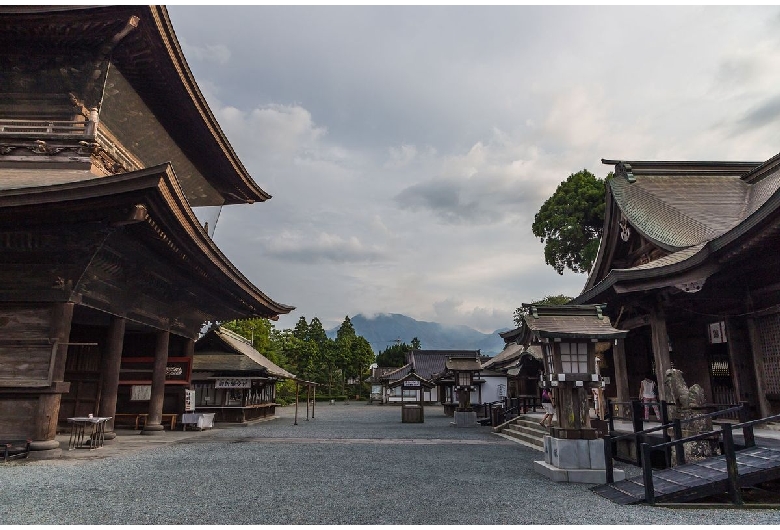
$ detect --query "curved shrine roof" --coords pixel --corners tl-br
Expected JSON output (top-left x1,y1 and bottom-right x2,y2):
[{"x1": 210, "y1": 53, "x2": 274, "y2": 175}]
[{"x1": 0, "y1": 5, "x2": 270, "y2": 206}]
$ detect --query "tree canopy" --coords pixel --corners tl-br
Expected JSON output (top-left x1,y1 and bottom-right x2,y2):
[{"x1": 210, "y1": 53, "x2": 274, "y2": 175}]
[
  {"x1": 531, "y1": 169, "x2": 609, "y2": 275},
  {"x1": 222, "y1": 314, "x2": 375, "y2": 398}
]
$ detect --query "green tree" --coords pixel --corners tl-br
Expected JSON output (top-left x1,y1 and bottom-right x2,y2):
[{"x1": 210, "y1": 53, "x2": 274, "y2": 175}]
[
  {"x1": 376, "y1": 342, "x2": 409, "y2": 368},
  {"x1": 532, "y1": 169, "x2": 609, "y2": 275},
  {"x1": 513, "y1": 294, "x2": 574, "y2": 326},
  {"x1": 411, "y1": 337, "x2": 421, "y2": 350},
  {"x1": 292, "y1": 316, "x2": 309, "y2": 341},
  {"x1": 222, "y1": 318, "x2": 280, "y2": 365}
]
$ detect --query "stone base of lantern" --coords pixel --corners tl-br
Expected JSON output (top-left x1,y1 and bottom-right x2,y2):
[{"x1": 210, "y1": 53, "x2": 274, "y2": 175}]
[
  {"x1": 534, "y1": 435, "x2": 624, "y2": 484},
  {"x1": 452, "y1": 410, "x2": 477, "y2": 427}
]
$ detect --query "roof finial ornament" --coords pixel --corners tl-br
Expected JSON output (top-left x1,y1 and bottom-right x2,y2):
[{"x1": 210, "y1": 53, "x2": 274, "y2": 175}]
[{"x1": 616, "y1": 161, "x2": 635, "y2": 183}]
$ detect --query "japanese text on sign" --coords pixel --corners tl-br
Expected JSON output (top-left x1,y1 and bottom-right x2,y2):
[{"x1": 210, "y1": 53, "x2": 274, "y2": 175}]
[{"x1": 214, "y1": 378, "x2": 251, "y2": 389}]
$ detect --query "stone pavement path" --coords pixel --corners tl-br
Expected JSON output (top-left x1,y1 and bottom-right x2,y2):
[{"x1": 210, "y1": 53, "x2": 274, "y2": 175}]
[{"x1": 1, "y1": 403, "x2": 779, "y2": 525}]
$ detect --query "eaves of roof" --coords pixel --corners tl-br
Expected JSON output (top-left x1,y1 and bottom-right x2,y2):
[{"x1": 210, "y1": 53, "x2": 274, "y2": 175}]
[{"x1": 0, "y1": 164, "x2": 294, "y2": 318}]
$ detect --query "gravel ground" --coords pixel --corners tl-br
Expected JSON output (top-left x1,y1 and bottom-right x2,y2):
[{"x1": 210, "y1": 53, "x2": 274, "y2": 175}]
[{"x1": 1, "y1": 403, "x2": 779, "y2": 525}]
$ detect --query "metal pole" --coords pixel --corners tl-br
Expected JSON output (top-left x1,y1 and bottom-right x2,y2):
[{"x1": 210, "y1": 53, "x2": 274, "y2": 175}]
[
  {"x1": 673, "y1": 419, "x2": 685, "y2": 466},
  {"x1": 722, "y1": 424, "x2": 743, "y2": 505},
  {"x1": 641, "y1": 443, "x2": 655, "y2": 505}
]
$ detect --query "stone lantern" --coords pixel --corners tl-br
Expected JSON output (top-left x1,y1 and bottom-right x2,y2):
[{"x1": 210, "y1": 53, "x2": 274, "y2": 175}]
[
  {"x1": 517, "y1": 303, "x2": 628, "y2": 484},
  {"x1": 445, "y1": 356, "x2": 481, "y2": 428}
]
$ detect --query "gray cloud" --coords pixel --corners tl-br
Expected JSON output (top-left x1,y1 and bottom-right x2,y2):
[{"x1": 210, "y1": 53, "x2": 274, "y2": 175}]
[
  {"x1": 732, "y1": 96, "x2": 780, "y2": 134},
  {"x1": 166, "y1": 6, "x2": 780, "y2": 334},
  {"x1": 395, "y1": 178, "x2": 504, "y2": 225},
  {"x1": 262, "y1": 232, "x2": 389, "y2": 264}
]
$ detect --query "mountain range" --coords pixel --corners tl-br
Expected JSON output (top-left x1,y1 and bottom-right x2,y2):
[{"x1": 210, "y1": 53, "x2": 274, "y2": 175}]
[{"x1": 326, "y1": 313, "x2": 509, "y2": 356}]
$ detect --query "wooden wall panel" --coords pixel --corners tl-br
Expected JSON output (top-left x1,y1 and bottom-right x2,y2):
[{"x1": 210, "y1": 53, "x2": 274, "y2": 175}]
[
  {"x1": 0, "y1": 306, "x2": 55, "y2": 386},
  {"x1": 0, "y1": 398, "x2": 37, "y2": 438}
]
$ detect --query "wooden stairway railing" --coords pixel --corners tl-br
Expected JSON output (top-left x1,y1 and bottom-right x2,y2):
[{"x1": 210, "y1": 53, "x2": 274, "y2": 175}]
[{"x1": 638, "y1": 411, "x2": 780, "y2": 505}]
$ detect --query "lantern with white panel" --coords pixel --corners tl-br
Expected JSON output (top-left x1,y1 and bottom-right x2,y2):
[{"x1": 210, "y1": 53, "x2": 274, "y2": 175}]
[{"x1": 518, "y1": 303, "x2": 628, "y2": 484}]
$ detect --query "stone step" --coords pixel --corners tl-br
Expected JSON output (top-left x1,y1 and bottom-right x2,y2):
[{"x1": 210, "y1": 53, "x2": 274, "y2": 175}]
[{"x1": 500, "y1": 427, "x2": 545, "y2": 447}]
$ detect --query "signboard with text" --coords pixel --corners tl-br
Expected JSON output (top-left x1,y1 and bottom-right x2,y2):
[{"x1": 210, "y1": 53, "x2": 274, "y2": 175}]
[{"x1": 214, "y1": 378, "x2": 251, "y2": 389}]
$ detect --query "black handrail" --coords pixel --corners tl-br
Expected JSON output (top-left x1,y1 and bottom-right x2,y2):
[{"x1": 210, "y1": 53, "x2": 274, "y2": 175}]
[
  {"x1": 604, "y1": 402, "x2": 746, "y2": 484},
  {"x1": 637, "y1": 411, "x2": 780, "y2": 505}
]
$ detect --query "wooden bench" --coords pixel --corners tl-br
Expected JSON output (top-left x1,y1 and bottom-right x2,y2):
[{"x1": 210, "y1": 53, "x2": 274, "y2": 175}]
[
  {"x1": 113, "y1": 413, "x2": 177, "y2": 430},
  {"x1": 2, "y1": 439, "x2": 31, "y2": 463}
]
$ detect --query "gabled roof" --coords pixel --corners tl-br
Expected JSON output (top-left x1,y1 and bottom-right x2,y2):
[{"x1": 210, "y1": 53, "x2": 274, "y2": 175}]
[
  {"x1": 378, "y1": 349, "x2": 482, "y2": 382},
  {"x1": 577, "y1": 154, "x2": 780, "y2": 303},
  {"x1": 0, "y1": 6, "x2": 270, "y2": 206},
  {"x1": 195, "y1": 326, "x2": 296, "y2": 379},
  {"x1": 518, "y1": 304, "x2": 627, "y2": 341},
  {"x1": 482, "y1": 342, "x2": 544, "y2": 370}
]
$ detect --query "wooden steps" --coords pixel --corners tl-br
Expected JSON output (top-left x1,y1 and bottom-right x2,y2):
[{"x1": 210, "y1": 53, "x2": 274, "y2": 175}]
[{"x1": 593, "y1": 445, "x2": 780, "y2": 505}]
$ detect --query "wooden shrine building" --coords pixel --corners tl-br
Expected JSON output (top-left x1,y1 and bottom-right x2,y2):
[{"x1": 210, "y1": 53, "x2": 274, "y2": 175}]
[
  {"x1": 192, "y1": 326, "x2": 296, "y2": 423},
  {"x1": 0, "y1": 6, "x2": 294, "y2": 458},
  {"x1": 571, "y1": 156, "x2": 780, "y2": 419}
]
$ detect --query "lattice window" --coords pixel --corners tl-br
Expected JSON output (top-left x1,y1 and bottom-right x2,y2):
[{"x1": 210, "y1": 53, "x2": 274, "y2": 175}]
[{"x1": 757, "y1": 314, "x2": 780, "y2": 394}]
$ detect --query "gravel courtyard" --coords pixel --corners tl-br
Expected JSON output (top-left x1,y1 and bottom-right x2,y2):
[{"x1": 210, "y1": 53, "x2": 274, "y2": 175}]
[{"x1": 1, "y1": 404, "x2": 779, "y2": 525}]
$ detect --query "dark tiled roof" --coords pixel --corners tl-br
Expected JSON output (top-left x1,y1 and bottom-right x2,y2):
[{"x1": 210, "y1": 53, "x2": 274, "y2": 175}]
[
  {"x1": 483, "y1": 343, "x2": 543, "y2": 371},
  {"x1": 379, "y1": 350, "x2": 481, "y2": 381},
  {"x1": 482, "y1": 343, "x2": 523, "y2": 369},
  {"x1": 576, "y1": 156, "x2": 780, "y2": 303},
  {"x1": 607, "y1": 158, "x2": 780, "y2": 251},
  {"x1": 408, "y1": 349, "x2": 480, "y2": 380}
]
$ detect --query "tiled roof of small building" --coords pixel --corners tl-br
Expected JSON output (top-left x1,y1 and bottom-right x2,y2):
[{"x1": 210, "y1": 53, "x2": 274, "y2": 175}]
[
  {"x1": 481, "y1": 342, "x2": 523, "y2": 370},
  {"x1": 380, "y1": 350, "x2": 481, "y2": 381}
]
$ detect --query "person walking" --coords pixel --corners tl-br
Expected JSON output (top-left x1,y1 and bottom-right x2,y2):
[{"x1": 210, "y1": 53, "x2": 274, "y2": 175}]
[
  {"x1": 640, "y1": 376, "x2": 661, "y2": 420},
  {"x1": 540, "y1": 387, "x2": 555, "y2": 428}
]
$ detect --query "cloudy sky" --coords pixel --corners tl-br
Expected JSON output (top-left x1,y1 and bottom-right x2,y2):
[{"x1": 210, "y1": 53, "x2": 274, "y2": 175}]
[{"x1": 168, "y1": 6, "x2": 780, "y2": 333}]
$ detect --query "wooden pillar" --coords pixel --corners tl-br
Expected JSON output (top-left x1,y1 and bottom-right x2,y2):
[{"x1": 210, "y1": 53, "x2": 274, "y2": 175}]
[
  {"x1": 31, "y1": 302, "x2": 75, "y2": 454},
  {"x1": 306, "y1": 383, "x2": 311, "y2": 421},
  {"x1": 746, "y1": 317, "x2": 771, "y2": 418},
  {"x1": 294, "y1": 381, "x2": 299, "y2": 425},
  {"x1": 613, "y1": 338, "x2": 630, "y2": 416},
  {"x1": 142, "y1": 330, "x2": 169, "y2": 435},
  {"x1": 649, "y1": 304, "x2": 672, "y2": 402},
  {"x1": 312, "y1": 384, "x2": 316, "y2": 419},
  {"x1": 99, "y1": 316, "x2": 126, "y2": 438}
]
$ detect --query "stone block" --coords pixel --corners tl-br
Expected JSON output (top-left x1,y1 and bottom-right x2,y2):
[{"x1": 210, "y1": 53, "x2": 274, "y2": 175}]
[
  {"x1": 534, "y1": 460, "x2": 625, "y2": 484},
  {"x1": 589, "y1": 438, "x2": 606, "y2": 469},
  {"x1": 549, "y1": 437, "x2": 591, "y2": 469}
]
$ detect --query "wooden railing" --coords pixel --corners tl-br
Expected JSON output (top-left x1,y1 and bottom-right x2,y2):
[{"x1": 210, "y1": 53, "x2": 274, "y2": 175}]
[
  {"x1": 0, "y1": 119, "x2": 92, "y2": 136},
  {"x1": 638, "y1": 411, "x2": 780, "y2": 505},
  {"x1": 603, "y1": 401, "x2": 749, "y2": 484}
]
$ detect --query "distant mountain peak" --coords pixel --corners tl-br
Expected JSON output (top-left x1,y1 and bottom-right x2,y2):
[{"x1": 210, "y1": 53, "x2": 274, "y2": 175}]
[{"x1": 326, "y1": 313, "x2": 505, "y2": 355}]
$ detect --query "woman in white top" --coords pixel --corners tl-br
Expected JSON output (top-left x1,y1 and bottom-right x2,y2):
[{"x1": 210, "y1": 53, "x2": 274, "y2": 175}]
[{"x1": 640, "y1": 377, "x2": 660, "y2": 420}]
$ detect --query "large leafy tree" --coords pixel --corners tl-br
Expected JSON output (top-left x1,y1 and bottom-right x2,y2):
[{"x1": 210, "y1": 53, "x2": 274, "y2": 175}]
[{"x1": 532, "y1": 169, "x2": 609, "y2": 275}]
